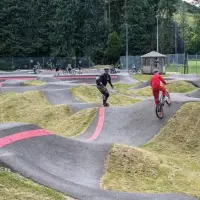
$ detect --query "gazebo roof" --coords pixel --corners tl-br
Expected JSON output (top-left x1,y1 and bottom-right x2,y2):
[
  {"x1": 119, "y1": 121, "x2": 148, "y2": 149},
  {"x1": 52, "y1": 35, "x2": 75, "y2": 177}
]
[{"x1": 141, "y1": 51, "x2": 166, "y2": 58}]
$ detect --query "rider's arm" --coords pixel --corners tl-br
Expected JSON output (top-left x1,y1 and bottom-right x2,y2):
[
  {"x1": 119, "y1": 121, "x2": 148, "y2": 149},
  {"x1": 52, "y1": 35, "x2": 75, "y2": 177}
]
[
  {"x1": 150, "y1": 77, "x2": 153, "y2": 87},
  {"x1": 159, "y1": 75, "x2": 167, "y2": 85},
  {"x1": 96, "y1": 75, "x2": 103, "y2": 86}
]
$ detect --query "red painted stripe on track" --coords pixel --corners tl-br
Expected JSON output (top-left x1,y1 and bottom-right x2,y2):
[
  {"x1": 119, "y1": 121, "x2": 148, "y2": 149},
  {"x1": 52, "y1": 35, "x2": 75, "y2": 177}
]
[
  {"x1": 57, "y1": 76, "x2": 118, "y2": 79},
  {"x1": 0, "y1": 82, "x2": 2, "y2": 87},
  {"x1": 0, "y1": 78, "x2": 36, "y2": 81},
  {"x1": 0, "y1": 129, "x2": 52, "y2": 148},
  {"x1": 88, "y1": 107, "x2": 105, "y2": 142}
]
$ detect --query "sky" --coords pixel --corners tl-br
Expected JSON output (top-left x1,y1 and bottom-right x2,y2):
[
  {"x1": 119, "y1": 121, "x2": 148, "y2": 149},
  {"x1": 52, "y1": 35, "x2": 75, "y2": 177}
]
[{"x1": 184, "y1": 0, "x2": 193, "y2": 3}]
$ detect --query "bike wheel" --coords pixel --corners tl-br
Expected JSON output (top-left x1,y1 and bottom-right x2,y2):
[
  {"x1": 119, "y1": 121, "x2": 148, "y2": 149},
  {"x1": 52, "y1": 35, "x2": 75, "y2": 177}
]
[
  {"x1": 128, "y1": 70, "x2": 133, "y2": 75},
  {"x1": 156, "y1": 104, "x2": 164, "y2": 119},
  {"x1": 166, "y1": 91, "x2": 171, "y2": 106},
  {"x1": 72, "y1": 70, "x2": 76, "y2": 75}
]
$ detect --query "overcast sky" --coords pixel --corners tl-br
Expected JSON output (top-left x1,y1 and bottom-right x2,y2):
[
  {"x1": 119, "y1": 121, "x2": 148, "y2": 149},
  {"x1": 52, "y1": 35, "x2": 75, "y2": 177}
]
[{"x1": 184, "y1": 0, "x2": 193, "y2": 3}]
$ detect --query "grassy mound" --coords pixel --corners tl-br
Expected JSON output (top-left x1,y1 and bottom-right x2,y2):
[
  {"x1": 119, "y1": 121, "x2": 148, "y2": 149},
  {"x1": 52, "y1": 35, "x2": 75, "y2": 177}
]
[
  {"x1": 70, "y1": 85, "x2": 140, "y2": 106},
  {"x1": 101, "y1": 144, "x2": 200, "y2": 196},
  {"x1": 144, "y1": 102, "x2": 200, "y2": 156},
  {"x1": 0, "y1": 168, "x2": 75, "y2": 200},
  {"x1": 126, "y1": 81, "x2": 197, "y2": 97},
  {"x1": 21, "y1": 80, "x2": 44, "y2": 86},
  {"x1": 112, "y1": 83, "x2": 138, "y2": 93},
  {"x1": 132, "y1": 74, "x2": 169, "y2": 82},
  {"x1": 0, "y1": 91, "x2": 97, "y2": 137},
  {"x1": 101, "y1": 102, "x2": 200, "y2": 197},
  {"x1": 132, "y1": 74, "x2": 152, "y2": 82}
]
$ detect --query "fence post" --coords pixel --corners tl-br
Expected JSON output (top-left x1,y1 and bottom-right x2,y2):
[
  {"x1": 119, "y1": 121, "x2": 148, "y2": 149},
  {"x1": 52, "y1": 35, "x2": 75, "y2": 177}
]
[
  {"x1": 196, "y1": 54, "x2": 198, "y2": 74},
  {"x1": 176, "y1": 54, "x2": 178, "y2": 72},
  {"x1": 11, "y1": 57, "x2": 14, "y2": 70},
  {"x1": 43, "y1": 57, "x2": 45, "y2": 69}
]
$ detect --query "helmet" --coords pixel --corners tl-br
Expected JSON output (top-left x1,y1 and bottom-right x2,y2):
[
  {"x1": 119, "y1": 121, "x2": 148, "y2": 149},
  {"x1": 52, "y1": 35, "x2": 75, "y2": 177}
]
[
  {"x1": 153, "y1": 68, "x2": 159, "y2": 74},
  {"x1": 104, "y1": 67, "x2": 110, "y2": 71}
]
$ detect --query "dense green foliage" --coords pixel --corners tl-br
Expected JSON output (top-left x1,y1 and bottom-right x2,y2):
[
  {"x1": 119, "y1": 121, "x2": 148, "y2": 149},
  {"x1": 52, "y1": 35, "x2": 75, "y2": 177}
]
[
  {"x1": 105, "y1": 32, "x2": 122, "y2": 64},
  {"x1": 177, "y1": 1, "x2": 200, "y2": 54},
  {"x1": 0, "y1": 0, "x2": 199, "y2": 63}
]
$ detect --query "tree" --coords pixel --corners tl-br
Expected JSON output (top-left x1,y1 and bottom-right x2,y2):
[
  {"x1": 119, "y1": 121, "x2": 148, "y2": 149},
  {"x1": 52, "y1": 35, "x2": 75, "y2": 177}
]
[
  {"x1": 179, "y1": 1, "x2": 189, "y2": 53},
  {"x1": 105, "y1": 32, "x2": 122, "y2": 64},
  {"x1": 0, "y1": 0, "x2": 182, "y2": 60},
  {"x1": 187, "y1": 14, "x2": 200, "y2": 53}
]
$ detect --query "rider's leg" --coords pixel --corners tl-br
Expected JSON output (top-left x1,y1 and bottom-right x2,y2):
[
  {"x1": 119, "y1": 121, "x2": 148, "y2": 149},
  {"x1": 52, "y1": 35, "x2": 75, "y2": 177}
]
[
  {"x1": 153, "y1": 89, "x2": 159, "y2": 105},
  {"x1": 97, "y1": 86, "x2": 107, "y2": 106},
  {"x1": 103, "y1": 92, "x2": 109, "y2": 106},
  {"x1": 103, "y1": 89, "x2": 110, "y2": 106},
  {"x1": 159, "y1": 86, "x2": 167, "y2": 101}
]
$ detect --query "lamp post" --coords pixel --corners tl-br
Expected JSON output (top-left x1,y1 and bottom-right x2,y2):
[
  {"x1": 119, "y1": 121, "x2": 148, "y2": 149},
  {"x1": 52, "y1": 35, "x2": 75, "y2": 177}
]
[
  {"x1": 125, "y1": 0, "x2": 128, "y2": 69},
  {"x1": 156, "y1": 15, "x2": 159, "y2": 52},
  {"x1": 174, "y1": 21, "x2": 178, "y2": 72}
]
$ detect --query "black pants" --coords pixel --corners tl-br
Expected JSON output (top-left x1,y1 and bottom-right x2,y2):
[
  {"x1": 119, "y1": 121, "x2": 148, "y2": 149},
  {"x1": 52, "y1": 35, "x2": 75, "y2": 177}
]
[{"x1": 97, "y1": 85, "x2": 109, "y2": 105}]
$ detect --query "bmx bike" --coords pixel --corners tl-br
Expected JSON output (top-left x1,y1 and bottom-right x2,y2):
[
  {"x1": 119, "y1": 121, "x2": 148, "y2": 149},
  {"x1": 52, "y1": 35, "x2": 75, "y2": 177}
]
[
  {"x1": 63, "y1": 69, "x2": 76, "y2": 75},
  {"x1": 155, "y1": 90, "x2": 171, "y2": 119},
  {"x1": 128, "y1": 68, "x2": 141, "y2": 75}
]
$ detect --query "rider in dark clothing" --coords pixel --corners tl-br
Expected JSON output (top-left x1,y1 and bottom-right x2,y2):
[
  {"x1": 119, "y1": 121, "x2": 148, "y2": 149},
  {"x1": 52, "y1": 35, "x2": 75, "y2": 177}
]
[{"x1": 96, "y1": 67, "x2": 114, "y2": 107}]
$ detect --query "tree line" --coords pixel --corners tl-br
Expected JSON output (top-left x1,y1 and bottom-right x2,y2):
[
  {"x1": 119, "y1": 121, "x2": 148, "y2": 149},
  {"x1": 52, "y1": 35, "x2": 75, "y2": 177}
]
[{"x1": 0, "y1": 0, "x2": 199, "y2": 64}]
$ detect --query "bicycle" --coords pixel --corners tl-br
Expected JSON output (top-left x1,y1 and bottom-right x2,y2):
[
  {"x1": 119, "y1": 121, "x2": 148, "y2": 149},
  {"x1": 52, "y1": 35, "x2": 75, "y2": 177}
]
[
  {"x1": 63, "y1": 68, "x2": 76, "y2": 75},
  {"x1": 155, "y1": 89, "x2": 171, "y2": 119},
  {"x1": 128, "y1": 68, "x2": 141, "y2": 75}
]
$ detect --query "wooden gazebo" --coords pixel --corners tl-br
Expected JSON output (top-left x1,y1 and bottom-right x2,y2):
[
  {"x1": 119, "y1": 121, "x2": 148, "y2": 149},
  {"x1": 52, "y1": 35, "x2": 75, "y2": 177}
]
[{"x1": 141, "y1": 51, "x2": 167, "y2": 74}]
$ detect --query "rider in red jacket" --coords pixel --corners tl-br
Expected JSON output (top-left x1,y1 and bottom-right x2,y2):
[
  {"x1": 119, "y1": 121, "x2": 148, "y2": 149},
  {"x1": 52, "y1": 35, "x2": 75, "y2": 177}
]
[{"x1": 150, "y1": 69, "x2": 167, "y2": 105}]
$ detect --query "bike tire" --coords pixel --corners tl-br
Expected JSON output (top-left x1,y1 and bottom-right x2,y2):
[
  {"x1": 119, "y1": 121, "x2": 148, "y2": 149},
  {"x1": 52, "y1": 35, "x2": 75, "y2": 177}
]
[
  {"x1": 166, "y1": 91, "x2": 171, "y2": 106},
  {"x1": 72, "y1": 70, "x2": 76, "y2": 75},
  {"x1": 128, "y1": 70, "x2": 133, "y2": 75},
  {"x1": 155, "y1": 104, "x2": 164, "y2": 119}
]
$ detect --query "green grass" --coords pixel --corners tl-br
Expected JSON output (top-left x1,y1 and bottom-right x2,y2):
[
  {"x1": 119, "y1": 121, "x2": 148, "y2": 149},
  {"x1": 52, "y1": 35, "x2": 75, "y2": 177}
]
[
  {"x1": 174, "y1": 13, "x2": 195, "y2": 26},
  {"x1": 0, "y1": 91, "x2": 97, "y2": 137},
  {"x1": 125, "y1": 80, "x2": 197, "y2": 97},
  {"x1": 132, "y1": 74, "x2": 152, "y2": 82},
  {"x1": 70, "y1": 85, "x2": 141, "y2": 106},
  {"x1": 101, "y1": 102, "x2": 200, "y2": 197},
  {"x1": 132, "y1": 74, "x2": 169, "y2": 82},
  {"x1": 92, "y1": 65, "x2": 110, "y2": 69},
  {"x1": 112, "y1": 83, "x2": 139, "y2": 93},
  {"x1": 21, "y1": 80, "x2": 44, "y2": 86},
  {"x1": 166, "y1": 60, "x2": 200, "y2": 74},
  {"x1": 143, "y1": 102, "x2": 200, "y2": 156},
  {"x1": 0, "y1": 168, "x2": 75, "y2": 200}
]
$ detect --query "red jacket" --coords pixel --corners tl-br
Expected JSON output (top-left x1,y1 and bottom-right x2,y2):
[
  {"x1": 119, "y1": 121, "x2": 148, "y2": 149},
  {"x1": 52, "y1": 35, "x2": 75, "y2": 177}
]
[{"x1": 150, "y1": 74, "x2": 166, "y2": 89}]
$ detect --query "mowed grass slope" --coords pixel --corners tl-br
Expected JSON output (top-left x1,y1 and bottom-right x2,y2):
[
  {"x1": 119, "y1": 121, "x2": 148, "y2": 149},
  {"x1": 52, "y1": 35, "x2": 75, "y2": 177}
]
[
  {"x1": 21, "y1": 80, "x2": 44, "y2": 86},
  {"x1": 70, "y1": 84, "x2": 141, "y2": 106},
  {"x1": 0, "y1": 168, "x2": 76, "y2": 200},
  {"x1": 132, "y1": 74, "x2": 169, "y2": 82},
  {"x1": 101, "y1": 102, "x2": 200, "y2": 197},
  {"x1": 0, "y1": 91, "x2": 97, "y2": 137},
  {"x1": 126, "y1": 80, "x2": 197, "y2": 97}
]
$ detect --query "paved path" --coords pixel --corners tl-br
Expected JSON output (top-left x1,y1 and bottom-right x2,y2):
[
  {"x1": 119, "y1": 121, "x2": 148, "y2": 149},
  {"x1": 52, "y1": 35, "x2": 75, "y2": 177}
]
[{"x1": 0, "y1": 72, "x2": 199, "y2": 200}]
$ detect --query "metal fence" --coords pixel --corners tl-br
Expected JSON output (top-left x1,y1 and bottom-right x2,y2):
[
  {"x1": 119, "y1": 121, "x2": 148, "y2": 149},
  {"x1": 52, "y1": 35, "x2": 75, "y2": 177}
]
[
  {"x1": 0, "y1": 57, "x2": 95, "y2": 71},
  {"x1": 120, "y1": 54, "x2": 200, "y2": 74}
]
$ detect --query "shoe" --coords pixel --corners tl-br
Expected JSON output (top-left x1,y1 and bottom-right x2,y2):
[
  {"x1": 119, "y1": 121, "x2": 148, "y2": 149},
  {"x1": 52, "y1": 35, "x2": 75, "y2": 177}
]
[{"x1": 104, "y1": 103, "x2": 110, "y2": 107}]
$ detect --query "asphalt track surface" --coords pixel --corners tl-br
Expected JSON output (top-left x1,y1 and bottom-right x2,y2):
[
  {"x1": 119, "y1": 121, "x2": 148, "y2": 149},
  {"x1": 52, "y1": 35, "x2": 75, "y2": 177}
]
[{"x1": 0, "y1": 71, "x2": 200, "y2": 200}]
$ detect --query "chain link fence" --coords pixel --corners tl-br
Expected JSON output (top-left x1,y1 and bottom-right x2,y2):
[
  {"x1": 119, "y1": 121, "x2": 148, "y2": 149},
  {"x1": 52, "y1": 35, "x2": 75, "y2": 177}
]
[
  {"x1": 0, "y1": 57, "x2": 95, "y2": 71},
  {"x1": 120, "y1": 54, "x2": 200, "y2": 74}
]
